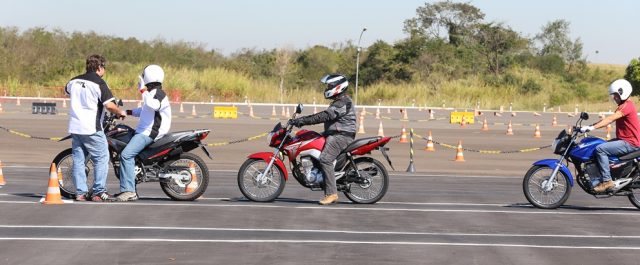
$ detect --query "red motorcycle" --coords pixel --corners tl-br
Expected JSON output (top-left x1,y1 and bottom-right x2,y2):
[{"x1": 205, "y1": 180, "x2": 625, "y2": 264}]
[{"x1": 237, "y1": 104, "x2": 393, "y2": 204}]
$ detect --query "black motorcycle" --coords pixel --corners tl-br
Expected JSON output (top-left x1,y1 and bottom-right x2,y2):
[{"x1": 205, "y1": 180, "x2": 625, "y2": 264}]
[{"x1": 52, "y1": 99, "x2": 212, "y2": 201}]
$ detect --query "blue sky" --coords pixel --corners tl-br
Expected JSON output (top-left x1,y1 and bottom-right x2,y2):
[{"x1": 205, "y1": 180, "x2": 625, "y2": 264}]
[{"x1": 0, "y1": 0, "x2": 638, "y2": 64}]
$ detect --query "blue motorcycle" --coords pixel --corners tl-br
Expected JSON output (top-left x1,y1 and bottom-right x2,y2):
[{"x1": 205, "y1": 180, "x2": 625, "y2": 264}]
[{"x1": 523, "y1": 112, "x2": 640, "y2": 209}]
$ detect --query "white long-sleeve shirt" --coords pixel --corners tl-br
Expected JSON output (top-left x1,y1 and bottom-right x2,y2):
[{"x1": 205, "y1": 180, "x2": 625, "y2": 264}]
[{"x1": 131, "y1": 88, "x2": 172, "y2": 141}]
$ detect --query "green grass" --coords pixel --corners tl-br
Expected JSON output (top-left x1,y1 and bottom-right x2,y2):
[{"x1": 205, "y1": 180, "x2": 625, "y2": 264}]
[{"x1": 1, "y1": 63, "x2": 628, "y2": 112}]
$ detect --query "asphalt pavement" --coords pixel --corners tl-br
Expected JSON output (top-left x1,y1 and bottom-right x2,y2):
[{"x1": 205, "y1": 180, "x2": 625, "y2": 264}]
[{"x1": 0, "y1": 99, "x2": 638, "y2": 265}]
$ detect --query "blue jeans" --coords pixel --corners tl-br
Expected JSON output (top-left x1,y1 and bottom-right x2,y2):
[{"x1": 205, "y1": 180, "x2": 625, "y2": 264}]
[
  {"x1": 595, "y1": 140, "x2": 640, "y2": 185},
  {"x1": 71, "y1": 131, "x2": 110, "y2": 195},
  {"x1": 118, "y1": 133, "x2": 153, "y2": 193}
]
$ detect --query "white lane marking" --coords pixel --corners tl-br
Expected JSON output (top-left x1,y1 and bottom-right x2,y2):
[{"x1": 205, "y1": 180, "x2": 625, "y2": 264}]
[
  {"x1": 1, "y1": 225, "x2": 639, "y2": 239},
  {"x1": 0, "y1": 200, "x2": 637, "y2": 216},
  {"x1": 1, "y1": 237, "x2": 640, "y2": 249}
]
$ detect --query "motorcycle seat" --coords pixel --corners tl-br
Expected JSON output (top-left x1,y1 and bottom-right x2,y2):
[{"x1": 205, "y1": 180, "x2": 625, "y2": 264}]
[
  {"x1": 620, "y1": 150, "x2": 640, "y2": 161},
  {"x1": 148, "y1": 131, "x2": 195, "y2": 149},
  {"x1": 342, "y1": 137, "x2": 381, "y2": 154}
]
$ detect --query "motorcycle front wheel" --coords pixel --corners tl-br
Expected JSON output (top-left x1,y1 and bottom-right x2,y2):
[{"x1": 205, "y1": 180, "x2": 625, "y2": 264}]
[
  {"x1": 159, "y1": 152, "x2": 209, "y2": 201},
  {"x1": 237, "y1": 158, "x2": 286, "y2": 202},
  {"x1": 342, "y1": 157, "x2": 389, "y2": 204},
  {"x1": 523, "y1": 165, "x2": 571, "y2": 209},
  {"x1": 51, "y1": 148, "x2": 94, "y2": 199}
]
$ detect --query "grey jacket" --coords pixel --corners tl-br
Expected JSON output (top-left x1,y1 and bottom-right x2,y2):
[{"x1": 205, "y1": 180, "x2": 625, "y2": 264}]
[{"x1": 295, "y1": 95, "x2": 356, "y2": 137}]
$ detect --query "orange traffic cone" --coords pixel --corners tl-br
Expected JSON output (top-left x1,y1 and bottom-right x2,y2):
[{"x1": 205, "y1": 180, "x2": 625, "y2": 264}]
[
  {"x1": 533, "y1": 112, "x2": 541, "y2": 116},
  {"x1": 429, "y1": 109, "x2": 435, "y2": 120},
  {"x1": 425, "y1": 131, "x2": 435, "y2": 152},
  {"x1": 16, "y1": 97, "x2": 21, "y2": 106},
  {"x1": 454, "y1": 141, "x2": 465, "y2": 162},
  {"x1": 399, "y1": 126, "x2": 408, "y2": 143},
  {"x1": 552, "y1": 115, "x2": 558, "y2": 126},
  {"x1": 249, "y1": 104, "x2": 255, "y2": 118},
  {"x1": 185, "y1": 162, "x2": 200, "y2": 195},
  {"x1": 286, "y1": 107, "x2": 291, "y2": 117},
  {"x1": 494, "y1": 112, "x2": 502, "y2": 117},
  {"x1": 63, "y1": 99, "x2": 67, "y2": 108},
  {"x1": 43, "y1": 163, "x2": 64, "y2": 204},
  {"x1": 534, "y1": 124, "x2": 541, "y2": 138},
  {"x1": 481, "y1": 118, "x2": 489, "y2": 131},
  {"x1": 281, "y1": 106, "x2": 286, "y2": 117},
  {"x1": 402, "y1": 109, "x2": 409, "y2": 120},
  {"x1": 357, "y1": 115, "x2": 366, "y2": 134},
  {"x1": 606, "y1": 124, "x2": 612, "y2": 140},
  {"x1": 0, "y1": 103, "x2": 3, "y2": 113},
  {"x1": 460, "y1": 116, "x2": 467, "y2": 128},
  {"x1": 271, "y1": 105, "x2": 276, "y2": 117},
  {"x1": 567, "y1": 125, "x2": 573, "y2": 134},
  {"x1": 375, "y1": 108, "x2": 380, "y2": 119},
  {"x1": 0, "y1": 160, "x2": 6, "y2": 185},
  {"x1": 191, "y1": 105, "x2": 197, "y2": 116},
  {"x1": 506, "y1": 121, "x2": 514, "y2": 135},
  {"x1": 179, "y1": 102, "x2": 184, "y2": 113},
  {"x1": 377, "y1": 121, "x2": 384, "y2": 137}
]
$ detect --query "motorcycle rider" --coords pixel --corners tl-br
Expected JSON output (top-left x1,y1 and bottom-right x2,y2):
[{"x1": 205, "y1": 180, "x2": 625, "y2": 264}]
[
  {"x1": 66, "y1": 54, "x2": 127, "y2": 202},
  {"x1": 580, "y1": 79, "x2": 640, "y2": 192},
  {"x1": 288, "y1": 74, "x2": 356, "y2": 205},
  {"x1": 116, "y1": 65, "x2": 172, "y2": 202}
]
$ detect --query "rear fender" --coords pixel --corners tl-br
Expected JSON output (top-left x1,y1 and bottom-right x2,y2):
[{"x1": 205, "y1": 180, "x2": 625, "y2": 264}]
[
  {"x1": 248, "y1": 152, "x2": 288, "y2": 180},
  {"x1": 533, "y1": 159, "x2": 574, "y2": 186}
]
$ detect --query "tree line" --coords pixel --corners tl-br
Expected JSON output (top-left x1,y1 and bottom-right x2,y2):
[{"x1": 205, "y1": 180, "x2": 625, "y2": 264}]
[{"x1": 0, "y1": 0, "x2": 638, "y2": 102}]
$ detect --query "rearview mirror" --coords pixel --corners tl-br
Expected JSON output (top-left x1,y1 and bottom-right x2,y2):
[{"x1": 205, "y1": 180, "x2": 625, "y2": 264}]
[
  {"x1": 580, "y1": 112, "x2": 589, "y2": 120},
  {"x1": 117, "y1": 99, "x2": 123, "y2": 107},
  {"x1": 296, "y1": 104, "x2": 303, "y2": 114}
]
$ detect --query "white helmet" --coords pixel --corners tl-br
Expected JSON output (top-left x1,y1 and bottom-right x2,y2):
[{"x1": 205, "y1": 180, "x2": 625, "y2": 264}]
[
  {"x1": 141, "y1": 64, "x2": 164, "y2": 85},
  {"x1": 609, "y1": 79, "x2": 633, "y2": 101},
  {"x1": 321, "y1": 74, "x2": 349, "y2": 99}
]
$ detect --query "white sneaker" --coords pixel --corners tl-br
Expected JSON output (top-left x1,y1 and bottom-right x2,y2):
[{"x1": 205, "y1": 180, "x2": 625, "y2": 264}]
[{"x1": 116, "y1": 191, "x2": 138, "y2": 202}]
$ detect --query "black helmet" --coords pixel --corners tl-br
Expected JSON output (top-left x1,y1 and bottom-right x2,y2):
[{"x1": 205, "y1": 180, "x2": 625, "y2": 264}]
[{"x1": 321, "y1": 74, "x2": 349, "y2": 99}]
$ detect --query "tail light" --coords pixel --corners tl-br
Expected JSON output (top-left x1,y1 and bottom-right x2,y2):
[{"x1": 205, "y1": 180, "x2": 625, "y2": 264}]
[{"x1": 198, "y1": 131, "x2": 210, "y2": 141}]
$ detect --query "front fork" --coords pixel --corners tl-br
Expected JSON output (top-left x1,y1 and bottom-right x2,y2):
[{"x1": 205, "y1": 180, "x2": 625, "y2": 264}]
[
  {"x1": 544, "y1": 161, "x2": 564, "y2": 192},
  {"x1": 256, "y1": 148, "x2": 281, "y2": 185}
]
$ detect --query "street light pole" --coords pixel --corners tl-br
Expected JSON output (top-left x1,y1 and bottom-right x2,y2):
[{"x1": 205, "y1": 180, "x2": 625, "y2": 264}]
[{"x1": 355, "y1": 27, "x2": 367, "y2": 107}]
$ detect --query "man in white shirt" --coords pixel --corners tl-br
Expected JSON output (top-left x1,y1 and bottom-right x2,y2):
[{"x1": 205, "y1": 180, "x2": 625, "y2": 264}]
[
  {"x1": 116, "y1": 65, "x2": 172, "y2": 202},
  {"x1": 65, "y1": 54, "x2": 126, "y2": 202}
]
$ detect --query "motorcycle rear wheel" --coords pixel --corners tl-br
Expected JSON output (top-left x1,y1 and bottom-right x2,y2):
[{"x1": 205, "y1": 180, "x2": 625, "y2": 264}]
[
  {"x1": 343, "y1": 157, "x2": 389, "y2": 204},
  {"x1": 159, "y1": 152, "x2": 209, "y2": 201},
  {"x1": 51, "y1": 148, "x2": 94, "y2": 199},
  {"x1": 237, "y1": 158, "x2": 286, "y2": 202},
  {"x1": 627, "y1": 183, "x2": 640, "y2": 209},
  {"x1": 523, "y1": 165, "x2": 571, "y2": 209}
]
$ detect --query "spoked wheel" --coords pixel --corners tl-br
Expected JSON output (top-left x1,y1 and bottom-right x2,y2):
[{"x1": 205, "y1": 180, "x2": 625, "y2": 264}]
[
  {"x1": 523, "y1": 165, "x2": 571, "y2": 209},
  {"x1": 51, "y1": 148, "x2": 94, "y2": 199},
  {"x1": 627, "y1": 183, "x2": 640, "y2": 209},
  {"x1": 237, "y1": 158, "x2": 285, "y2": 202},
  {"x1": 343, "y1": 157, "x2": 389, "y2": 204},
  {"x1": 159, "y1": 152, "x2": 209, "y2": 201}
]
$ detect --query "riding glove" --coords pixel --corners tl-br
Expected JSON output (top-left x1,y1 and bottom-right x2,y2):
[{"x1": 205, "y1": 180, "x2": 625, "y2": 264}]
[{"x1": 580, "y1": 125, "x2": 595, "y2": 133}]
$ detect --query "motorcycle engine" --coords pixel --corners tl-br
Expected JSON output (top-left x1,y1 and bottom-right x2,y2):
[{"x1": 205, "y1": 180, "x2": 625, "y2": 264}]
[
  {"x1": 300, "y1": 156, "x2": 323, "y2": 184},
  {"x1": 584, "y1": 162, "x2": 601, "y2": 182}
]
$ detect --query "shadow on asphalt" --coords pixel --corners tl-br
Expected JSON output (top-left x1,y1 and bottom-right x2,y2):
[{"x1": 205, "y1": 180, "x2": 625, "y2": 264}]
[{"x1": 506, "y1": 202, "x2": 639, "y2": 212}]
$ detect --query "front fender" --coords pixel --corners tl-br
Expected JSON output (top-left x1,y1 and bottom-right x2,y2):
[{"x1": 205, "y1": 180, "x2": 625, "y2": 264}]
[
  {"x1": 533, "y1": 159, "x2": 574, "y2": 186},
  {"x1": 248, "y1": 152, "x2": 288, "y2": 180}
]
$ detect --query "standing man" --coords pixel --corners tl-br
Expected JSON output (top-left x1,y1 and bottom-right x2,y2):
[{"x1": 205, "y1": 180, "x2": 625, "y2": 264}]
[
  {"x1": 580, "y1": 79, "x2": 640, "y2": 192},
  {"x1": 288, "y1": 74, "x2": 356, "y2": 205},
  {"x1": 65, "y1": 54, "x2": 126, "y2": 202},
  {"x1": 116, "y1": 65, "x2": 172, "y2": 202}
]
